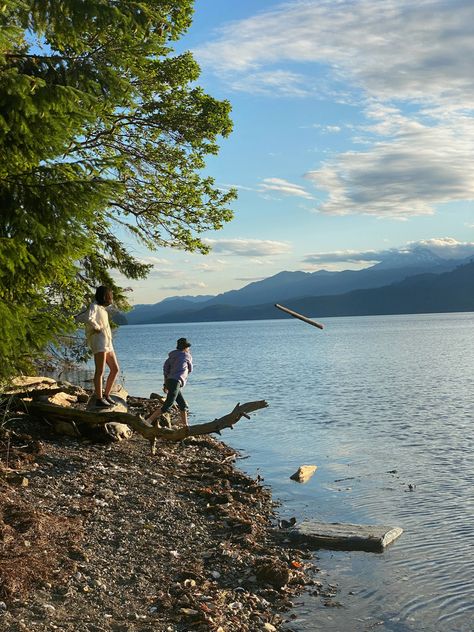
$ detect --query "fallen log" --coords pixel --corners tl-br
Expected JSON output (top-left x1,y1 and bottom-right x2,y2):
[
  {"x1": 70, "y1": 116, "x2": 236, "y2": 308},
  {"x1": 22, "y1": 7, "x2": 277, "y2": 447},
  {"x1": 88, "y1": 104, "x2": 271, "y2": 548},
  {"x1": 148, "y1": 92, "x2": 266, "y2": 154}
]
[{"x1": 15, "y1": 398, "x2": 269, "y2": 448}]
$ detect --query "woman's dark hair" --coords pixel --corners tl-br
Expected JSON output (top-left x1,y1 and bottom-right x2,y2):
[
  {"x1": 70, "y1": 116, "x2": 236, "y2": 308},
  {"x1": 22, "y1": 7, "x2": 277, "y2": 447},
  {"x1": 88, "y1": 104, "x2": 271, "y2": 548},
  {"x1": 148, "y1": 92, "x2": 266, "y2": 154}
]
[{"x1": 95, "y1": 286, "x2": 112, "y2": 306}]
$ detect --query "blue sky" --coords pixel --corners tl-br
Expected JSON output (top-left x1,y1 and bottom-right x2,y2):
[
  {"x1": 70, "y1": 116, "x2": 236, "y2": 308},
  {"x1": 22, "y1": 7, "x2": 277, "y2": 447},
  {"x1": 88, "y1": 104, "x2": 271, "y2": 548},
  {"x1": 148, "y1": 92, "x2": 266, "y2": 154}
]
[{"x1": 122, "y1": 0, "x2": 474, "y2": 304}]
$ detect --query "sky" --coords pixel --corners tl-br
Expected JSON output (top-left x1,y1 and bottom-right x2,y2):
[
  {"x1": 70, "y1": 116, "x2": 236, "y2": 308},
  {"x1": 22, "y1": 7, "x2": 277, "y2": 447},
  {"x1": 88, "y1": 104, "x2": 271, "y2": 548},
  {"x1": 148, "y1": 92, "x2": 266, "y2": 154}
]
[{"x1": 122, "y1": 0, "x2": 474, "y2": 305}]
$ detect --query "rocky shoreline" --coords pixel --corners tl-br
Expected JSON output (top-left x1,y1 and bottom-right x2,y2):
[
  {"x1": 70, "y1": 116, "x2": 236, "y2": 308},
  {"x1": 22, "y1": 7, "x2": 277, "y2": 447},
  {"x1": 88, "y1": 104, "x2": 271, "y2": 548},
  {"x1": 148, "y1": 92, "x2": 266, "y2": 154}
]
[{"x1": 0, "y1": 387, "x2": 334, "y2": 631}]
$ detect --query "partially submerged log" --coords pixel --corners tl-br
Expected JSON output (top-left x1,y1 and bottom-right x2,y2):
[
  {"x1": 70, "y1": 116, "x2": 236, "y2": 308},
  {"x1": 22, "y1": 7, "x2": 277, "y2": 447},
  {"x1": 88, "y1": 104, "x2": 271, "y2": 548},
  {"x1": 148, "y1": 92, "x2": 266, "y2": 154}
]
[{"x1": 288, "y1": 521, "x2": 403, "y2": 552}]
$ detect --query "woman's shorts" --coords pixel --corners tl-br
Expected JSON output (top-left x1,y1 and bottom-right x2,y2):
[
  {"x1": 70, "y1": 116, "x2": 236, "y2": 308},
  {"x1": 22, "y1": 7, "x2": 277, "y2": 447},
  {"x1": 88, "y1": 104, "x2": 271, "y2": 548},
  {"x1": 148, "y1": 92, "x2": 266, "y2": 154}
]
[{"x1": 88, "y1": 332, "x2": 114, "y2": 355}]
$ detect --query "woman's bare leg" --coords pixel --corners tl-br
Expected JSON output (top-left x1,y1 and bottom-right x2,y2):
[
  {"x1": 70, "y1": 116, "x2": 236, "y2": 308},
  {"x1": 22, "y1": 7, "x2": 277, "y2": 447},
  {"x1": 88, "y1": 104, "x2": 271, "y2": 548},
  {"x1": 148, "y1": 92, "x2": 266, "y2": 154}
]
[
  {"x1": 104, "y1": 351, "x2": 119, "y2": 398},
  {"x1": 93, "y1": 352, "x2": 106, "y2": 399}
]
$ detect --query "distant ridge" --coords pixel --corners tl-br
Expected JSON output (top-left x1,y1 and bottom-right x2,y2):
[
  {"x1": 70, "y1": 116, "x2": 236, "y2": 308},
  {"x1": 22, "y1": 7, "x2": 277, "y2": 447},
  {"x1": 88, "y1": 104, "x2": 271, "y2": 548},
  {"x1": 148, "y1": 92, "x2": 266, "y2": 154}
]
[
  {"x1": 124, "y1": 260, "x2": 474, "y2": 324},
  {"x1": 125, "y1": 253, "x2": 468, "y2": 325}
]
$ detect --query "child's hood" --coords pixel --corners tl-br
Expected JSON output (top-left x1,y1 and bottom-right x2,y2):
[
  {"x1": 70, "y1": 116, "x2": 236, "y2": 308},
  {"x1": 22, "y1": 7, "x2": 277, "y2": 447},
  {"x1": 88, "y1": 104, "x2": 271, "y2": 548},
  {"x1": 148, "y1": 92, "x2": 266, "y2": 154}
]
[{"x1": 168, "y1": 349, "x2": 191, "y2": 360}]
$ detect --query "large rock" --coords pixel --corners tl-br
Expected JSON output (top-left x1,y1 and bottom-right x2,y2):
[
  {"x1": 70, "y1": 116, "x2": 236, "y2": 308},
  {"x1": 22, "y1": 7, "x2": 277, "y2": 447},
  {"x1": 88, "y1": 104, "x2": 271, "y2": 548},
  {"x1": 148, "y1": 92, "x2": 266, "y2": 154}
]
[
  {"x1": 104, "y1": 423, "x2": 133, "y2": 441},
  {"x1": 46, "y1": 392, "x2": 77, "y2": 407},
  {"x1": 4, "y1": 376, "x2": 57, "y2": 394},
  {"x1": 86, "y1": 387, "x2": 128, "y2": 412},
  {"x1": 3, "y1": 377, "x2": 88, "y2": 401},
  {"x1": 290, "y1": 465, "x2": 317, "y2": 483},
  {"x1": 289, "y1": 521, "x2": 403, "y2": 552}
]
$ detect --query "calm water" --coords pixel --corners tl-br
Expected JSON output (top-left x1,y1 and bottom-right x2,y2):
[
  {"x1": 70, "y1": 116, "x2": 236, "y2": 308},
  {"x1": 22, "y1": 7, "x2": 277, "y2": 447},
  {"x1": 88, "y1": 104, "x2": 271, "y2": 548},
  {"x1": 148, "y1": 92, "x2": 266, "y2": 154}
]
[{"x1": 110, "y1": 313, "x2": 474, "y2": 632}]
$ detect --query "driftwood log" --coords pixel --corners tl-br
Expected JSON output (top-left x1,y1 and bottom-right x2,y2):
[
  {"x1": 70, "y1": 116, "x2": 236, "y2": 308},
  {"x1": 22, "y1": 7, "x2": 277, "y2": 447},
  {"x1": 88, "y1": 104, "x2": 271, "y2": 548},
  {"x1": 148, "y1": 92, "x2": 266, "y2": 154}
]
[
  {"x1": 274, "y1": 303, "x2": 324, "y2": 330},
  {"x1": 13, "y1": 398, "x2": 269, "y2": 452},
  {"x1": 288, "y1": 521, "x2": 403, "y2": 552}
]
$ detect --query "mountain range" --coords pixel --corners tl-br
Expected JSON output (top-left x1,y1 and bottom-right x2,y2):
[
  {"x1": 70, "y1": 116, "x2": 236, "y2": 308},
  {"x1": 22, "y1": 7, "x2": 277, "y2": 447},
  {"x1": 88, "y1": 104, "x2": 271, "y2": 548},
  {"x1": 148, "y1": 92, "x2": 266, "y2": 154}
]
[{"x1": 124, "y1": 248, "x2": 474, "y2": 325}]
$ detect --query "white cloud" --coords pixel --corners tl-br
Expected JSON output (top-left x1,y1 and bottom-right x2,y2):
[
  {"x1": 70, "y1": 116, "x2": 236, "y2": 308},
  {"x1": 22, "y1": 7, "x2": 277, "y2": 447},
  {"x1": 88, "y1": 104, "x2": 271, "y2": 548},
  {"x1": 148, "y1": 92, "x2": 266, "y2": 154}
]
[
  {"x1": 139, "y1": 256, "x2": 170, "y2": 266},
  {"x1": 204, "y1": 238, "x2": 291, "y2": 256},
  {"x1": 305, "y1": 109, "x2": 474, "y2": 217},
  {"x1": 310, "y1": 124, "x2": 342, "y2": 133},
  {"x1": 304, "y1": 249, "x2": 380, "y2": 265},
  {"x1": 196, "y1": 0, "x2": 474, "y2": 107},
  {"x1": 196, "y1": 1, "x2": 474, "y2": 218},
  {"x1": 147, "y1": 268, "x2": 183, "y2": 279},
  {"x1": 228, "y1": 69, "x2": 309, "y2": 97},
  {"x1": 162, "y1": 281, "x2": 208, "y2": 291},
  {"x1": 219, "y1": 183, "x2": 258, "y2": 192},
  {"x1": 412, "y1": 237, "x2": 474, "y2": 259},
  {"x1": 303, "y1": 237, "x2": 474, "y2": 265},
  {"x1": 260, "y1": 177, "x2": 313, "y2": 199},
  {"x1": 196, "y1": 261, "x2": 226, "y2": 273}
]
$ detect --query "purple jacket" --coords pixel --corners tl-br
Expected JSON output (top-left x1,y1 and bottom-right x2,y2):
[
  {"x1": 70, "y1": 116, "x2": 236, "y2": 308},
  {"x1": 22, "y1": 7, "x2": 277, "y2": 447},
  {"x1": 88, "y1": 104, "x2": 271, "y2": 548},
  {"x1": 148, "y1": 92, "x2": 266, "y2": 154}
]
[{"x1": 163, "y1": 349, "x2": 193, "y2": 387}]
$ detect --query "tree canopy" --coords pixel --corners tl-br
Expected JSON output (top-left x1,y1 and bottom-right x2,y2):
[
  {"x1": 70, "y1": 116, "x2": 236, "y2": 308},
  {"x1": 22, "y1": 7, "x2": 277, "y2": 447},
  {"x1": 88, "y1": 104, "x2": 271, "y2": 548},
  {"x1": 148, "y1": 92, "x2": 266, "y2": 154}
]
[{"x1": 0, "y1": 0, "x2": 236, "y2": 379}]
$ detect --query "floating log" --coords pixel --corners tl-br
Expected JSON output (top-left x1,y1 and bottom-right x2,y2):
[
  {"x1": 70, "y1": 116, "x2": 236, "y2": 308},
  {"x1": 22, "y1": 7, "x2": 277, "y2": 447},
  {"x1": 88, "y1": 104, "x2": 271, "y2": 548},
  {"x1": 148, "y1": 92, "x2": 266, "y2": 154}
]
[
  {"x1": 274, "y1": 304, "x2": 324, "y2": 329},
  {"x1": 288, "y1": 521, "x2": 403, "y2": 552}
]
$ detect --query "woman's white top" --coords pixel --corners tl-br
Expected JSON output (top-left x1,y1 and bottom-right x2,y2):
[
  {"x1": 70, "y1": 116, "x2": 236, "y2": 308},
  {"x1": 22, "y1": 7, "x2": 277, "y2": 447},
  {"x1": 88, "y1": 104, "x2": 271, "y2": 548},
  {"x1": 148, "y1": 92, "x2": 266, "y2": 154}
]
[{"x1": 75, "y1": 302, "x2": 114, "y2": 354}]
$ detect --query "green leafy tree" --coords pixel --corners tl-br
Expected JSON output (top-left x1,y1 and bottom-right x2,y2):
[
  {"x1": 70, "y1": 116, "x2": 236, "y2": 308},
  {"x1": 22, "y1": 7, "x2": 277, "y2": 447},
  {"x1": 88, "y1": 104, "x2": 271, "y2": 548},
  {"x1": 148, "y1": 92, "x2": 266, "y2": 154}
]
[{"x1": 0, "y1": 0, "x2": 236, "y2": 379}]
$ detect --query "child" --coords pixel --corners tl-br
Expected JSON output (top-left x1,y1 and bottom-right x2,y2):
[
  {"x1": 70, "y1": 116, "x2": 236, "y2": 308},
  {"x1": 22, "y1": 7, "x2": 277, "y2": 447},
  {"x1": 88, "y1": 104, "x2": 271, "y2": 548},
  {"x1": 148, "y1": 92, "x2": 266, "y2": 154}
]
[{"x1": 147, "y1": 337, "x2": 193, "y2": 427}]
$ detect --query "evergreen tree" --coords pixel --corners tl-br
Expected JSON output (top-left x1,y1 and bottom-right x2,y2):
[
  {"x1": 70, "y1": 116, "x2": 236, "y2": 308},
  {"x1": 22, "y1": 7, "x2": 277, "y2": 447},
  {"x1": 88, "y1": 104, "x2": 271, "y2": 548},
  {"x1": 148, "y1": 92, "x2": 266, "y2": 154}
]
[{"x1": 0, "y1": 0, "x2": 236, "y2": 379}]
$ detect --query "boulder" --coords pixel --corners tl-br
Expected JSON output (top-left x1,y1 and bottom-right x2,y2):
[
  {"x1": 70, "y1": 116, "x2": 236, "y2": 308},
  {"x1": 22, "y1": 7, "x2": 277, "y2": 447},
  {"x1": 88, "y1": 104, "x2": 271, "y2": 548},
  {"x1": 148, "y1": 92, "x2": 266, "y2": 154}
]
[
  {"x1": 47, "y1": 392, "x2": 77, "y2": 407},
  {"x1": 290, "y1": 465, "x2": 317, "y2": 483},
  {"x1": 104, "y1": 423, "x2": 133, "y2": 442}
]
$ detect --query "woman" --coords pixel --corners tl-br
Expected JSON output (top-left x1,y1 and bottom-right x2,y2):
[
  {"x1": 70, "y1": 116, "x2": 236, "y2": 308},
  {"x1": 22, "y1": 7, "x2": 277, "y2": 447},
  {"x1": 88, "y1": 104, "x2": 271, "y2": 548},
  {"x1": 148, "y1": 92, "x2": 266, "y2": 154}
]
[{"x1": 75, "y1": 286, "x2": 120, "y2": 408}]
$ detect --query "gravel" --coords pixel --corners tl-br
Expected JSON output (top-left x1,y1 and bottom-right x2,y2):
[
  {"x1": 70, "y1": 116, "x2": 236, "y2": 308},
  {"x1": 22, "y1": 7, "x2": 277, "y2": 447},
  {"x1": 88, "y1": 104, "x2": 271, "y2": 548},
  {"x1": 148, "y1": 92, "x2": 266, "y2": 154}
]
[{"x1": 0, "y1": 394, "x2": 329, "y2": 631}]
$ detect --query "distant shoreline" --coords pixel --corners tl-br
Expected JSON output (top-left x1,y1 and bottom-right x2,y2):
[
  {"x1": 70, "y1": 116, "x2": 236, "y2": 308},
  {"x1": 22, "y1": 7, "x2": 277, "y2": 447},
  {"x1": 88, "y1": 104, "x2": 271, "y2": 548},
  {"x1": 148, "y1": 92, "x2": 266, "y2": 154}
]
[{"x1": 121, "y1": 308, "x2": 474, "y2": 327}]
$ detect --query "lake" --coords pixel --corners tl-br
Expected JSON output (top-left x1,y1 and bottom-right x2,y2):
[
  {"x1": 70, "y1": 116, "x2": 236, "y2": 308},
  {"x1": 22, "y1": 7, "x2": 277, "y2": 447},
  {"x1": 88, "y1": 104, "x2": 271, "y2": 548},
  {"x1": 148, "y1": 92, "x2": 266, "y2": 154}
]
[{"x1": 110, "y1": 312, "x2": 474, "y2": 631}]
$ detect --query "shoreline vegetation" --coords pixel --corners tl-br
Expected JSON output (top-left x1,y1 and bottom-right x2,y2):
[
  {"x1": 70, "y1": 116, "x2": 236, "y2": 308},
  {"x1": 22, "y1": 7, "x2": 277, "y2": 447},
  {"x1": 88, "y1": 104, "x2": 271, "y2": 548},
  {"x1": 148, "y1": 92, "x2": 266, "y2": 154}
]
[{"x1": 0, "y1": 378, "x2": 335, "y2": 631}]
